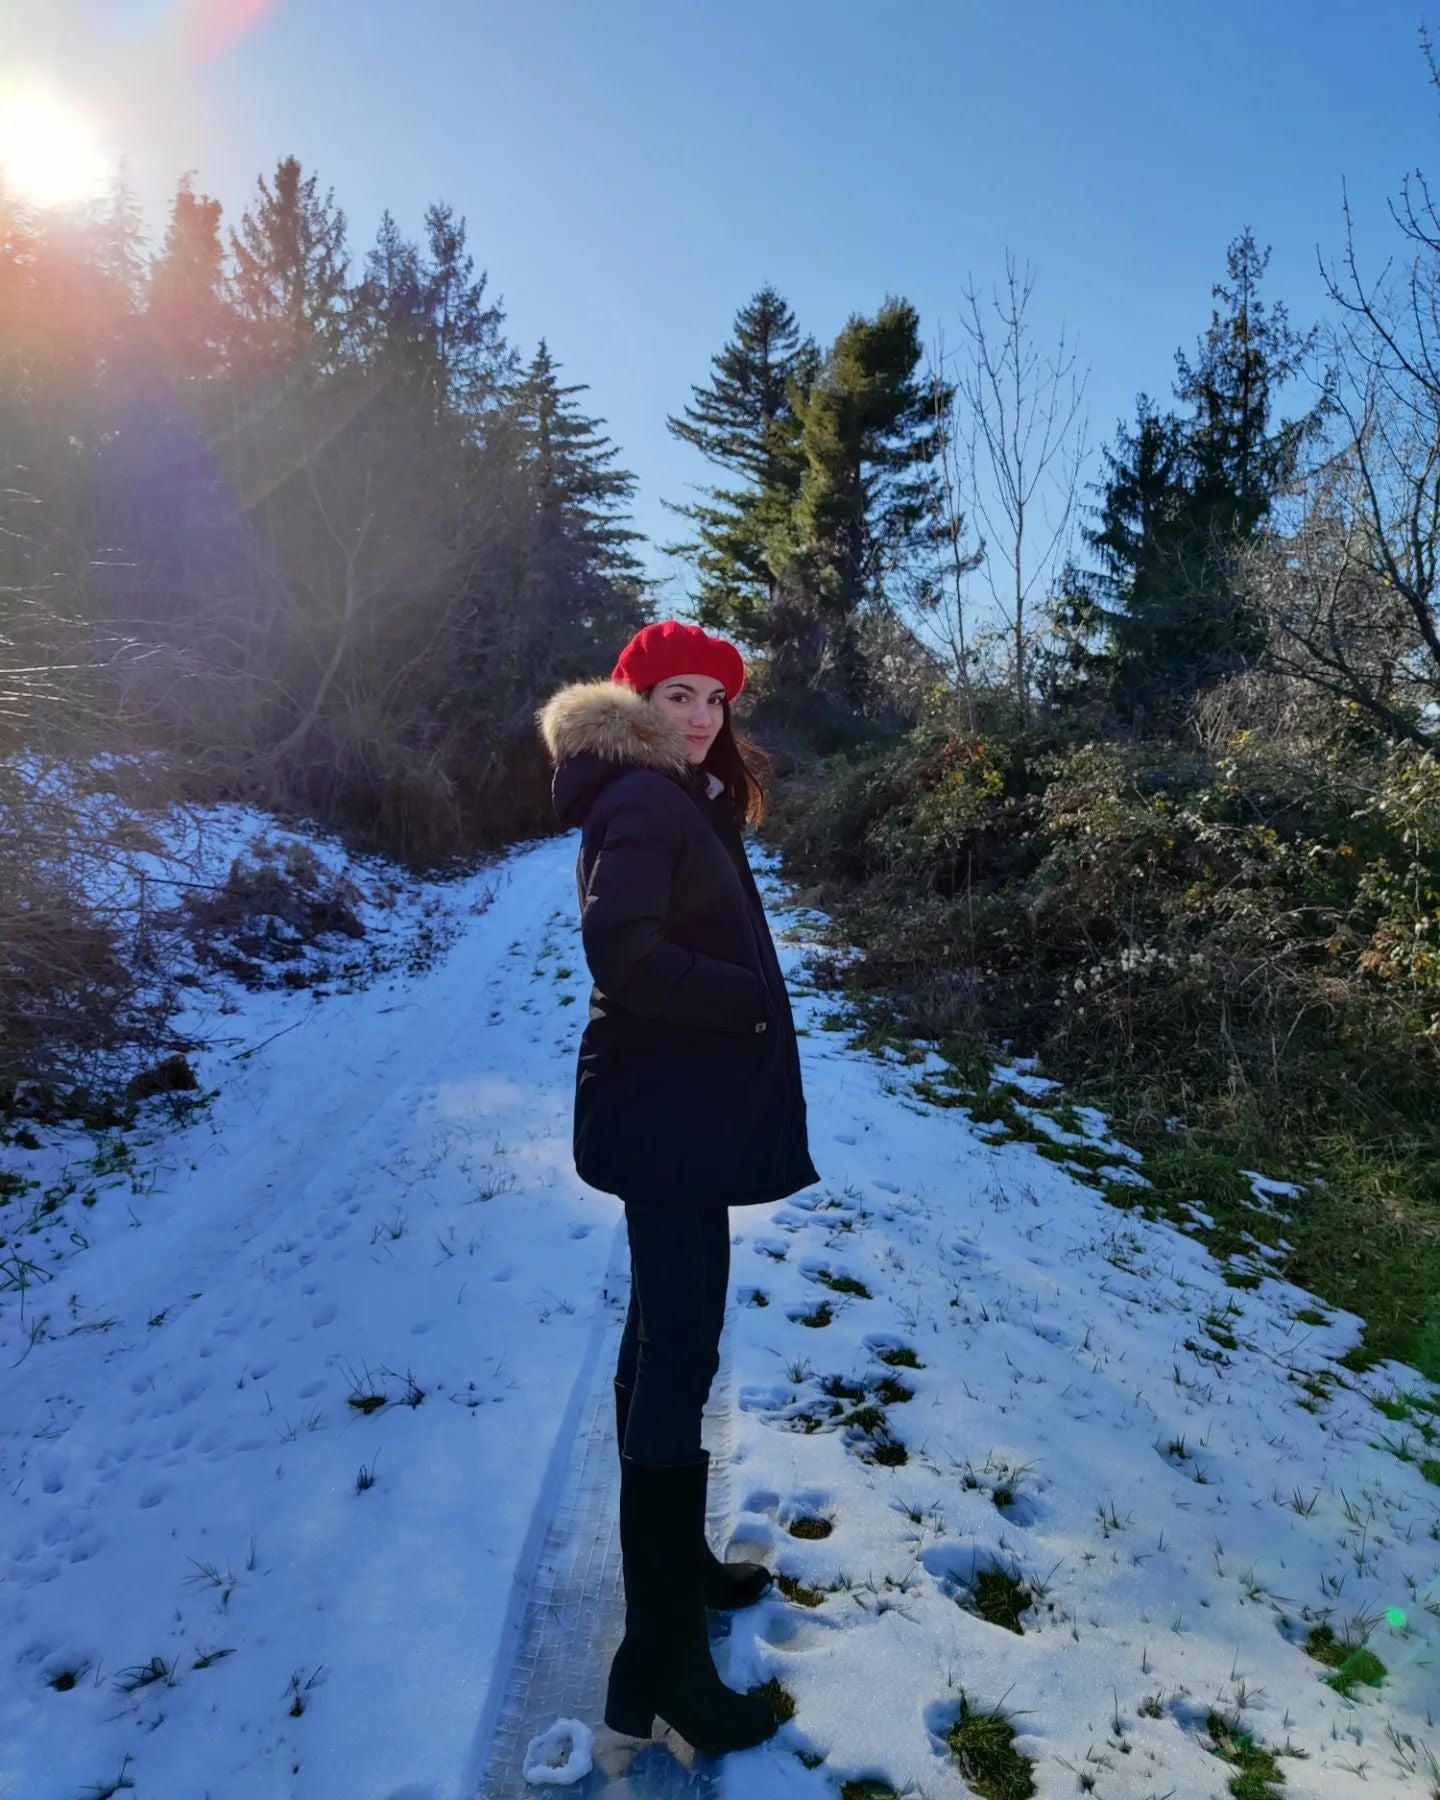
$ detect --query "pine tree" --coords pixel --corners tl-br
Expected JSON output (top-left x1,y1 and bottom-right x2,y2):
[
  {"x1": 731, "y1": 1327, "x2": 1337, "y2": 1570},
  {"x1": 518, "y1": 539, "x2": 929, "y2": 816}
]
[
  {"x1": 775, "y1": 296, "x2": 950, "y2": 706},
  {"x1": 148, "y1": 175, "x2": 231, "y2": 378},
  {"x1": 507, "y1": 341, "x2": 646, "y2": 669},
  {"x1": 664, "y1": 286, "x2": 816, "y2": 641},
  {"x1": 95, "y1": 162, "x2": 148, "y2": 311},
  {"x1": 1087, "y1": 233, "x2": 1324, "y2": 724},
  {"x1": 422, "y1": 203, "x2": 511, "y2": 416},
  {"x1": 229, "y1": 156, "x2": 349, "y2": 373}
]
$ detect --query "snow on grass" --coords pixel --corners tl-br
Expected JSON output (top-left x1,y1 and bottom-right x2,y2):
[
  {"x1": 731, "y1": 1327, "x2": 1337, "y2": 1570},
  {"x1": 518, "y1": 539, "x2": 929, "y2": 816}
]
[
  {"x1": 1, "y1": 815, "x2": 1438, "y2": 1799},
  {"x1": 709, "y1": 852, "x2": 1440, "y2": 1800}
]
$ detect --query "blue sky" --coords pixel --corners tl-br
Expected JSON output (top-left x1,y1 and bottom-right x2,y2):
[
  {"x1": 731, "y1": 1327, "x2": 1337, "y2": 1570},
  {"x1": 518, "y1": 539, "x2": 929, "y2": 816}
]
[{"x1": 6, "y1": 0, "x2": 1439, "y2": 598}]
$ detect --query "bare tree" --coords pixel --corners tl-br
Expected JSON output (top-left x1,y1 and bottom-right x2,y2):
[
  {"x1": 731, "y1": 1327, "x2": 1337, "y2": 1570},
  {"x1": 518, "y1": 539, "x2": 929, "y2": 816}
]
[
  {"x1": 1243, "y1": 402, "x2": 1440, "y2": 750},
  {"x1": 952, "y1": 253, "x2": 1089, "y2": 721},
  {"x1": 908, "y1": 324, "x2": 984, "y2": 730}
]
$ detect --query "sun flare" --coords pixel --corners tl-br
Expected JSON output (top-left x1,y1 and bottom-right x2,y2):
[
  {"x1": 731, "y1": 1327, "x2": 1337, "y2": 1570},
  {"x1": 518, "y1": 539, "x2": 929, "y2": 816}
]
[{"x1": 0, "y1": 83, "x2": 109, "y2": 210}]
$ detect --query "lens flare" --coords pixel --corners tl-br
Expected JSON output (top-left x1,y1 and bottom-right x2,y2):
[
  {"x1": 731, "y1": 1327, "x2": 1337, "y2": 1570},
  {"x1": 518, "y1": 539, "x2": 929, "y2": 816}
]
[
  {"x1": 191, "y1": 0, "x2": 287, "y2": 64},
  {"x1": 0, "y1": 82, "x2": 109, "y2": 209}
]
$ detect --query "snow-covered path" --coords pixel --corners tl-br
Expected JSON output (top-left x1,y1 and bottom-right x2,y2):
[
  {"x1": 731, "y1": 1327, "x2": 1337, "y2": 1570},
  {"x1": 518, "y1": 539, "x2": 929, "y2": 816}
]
[{"x1": 2, "y1": 816, "x2": 1439, "y2": 1800}]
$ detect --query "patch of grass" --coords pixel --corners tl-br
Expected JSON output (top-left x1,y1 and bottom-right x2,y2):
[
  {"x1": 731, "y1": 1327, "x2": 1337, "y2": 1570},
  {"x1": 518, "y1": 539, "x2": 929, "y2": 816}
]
[
  {"x1": 841, "y1": 1783, "x2": 902, "y2": 1800},
  {"x1": 842, "y1": 1403, "x2": 887, "y2": 1435},
  {"x1": 796, "y1": 1300, "x2": 835, "y2": 1328},
  {"x1": 1205, "y1": 1711, "x2": 1286, "y2": 1798},
  {"x1": 970, "y1": 1566, "x2": 1033, "y2": 1635},
  {"x1": 788, "y1": 1514, "x2": 833, "y2": 1540},
  {"x1": 945, "y1": 1692, "x2": 1037, "y2": 1799},
  {"x1": 870, "y1": 1439, "x2": 909, "y2": 1467},
  {"x1": 748, "y1": 1676, "x2": 796, "y2": 1723},
  {"x1": 821, "y1": 1374, "x2": 867, "y2": 1402},
  {"x1": 1307, "y1": 1626, "x2": 1387, "y2": 1695},
  {"x1": 112, "y1": 1656, "x2": 175, "y2": 1695},
  {"x1": 872, "y1": 1374, "x2": 914, "y2": 1405},
  {"x1": 777, "y1": 1572, "x2": 828, "y2": 1608},
  {"x1": 875, "y1": 1344, "x2": 923, "y2": 1369},
  {"x1": 1326, "y1": 1647, "x2": 1387, "y2": 1696},
  {"x1": 814, "y1": 1269, "x2": 872, "y2": 1298}
]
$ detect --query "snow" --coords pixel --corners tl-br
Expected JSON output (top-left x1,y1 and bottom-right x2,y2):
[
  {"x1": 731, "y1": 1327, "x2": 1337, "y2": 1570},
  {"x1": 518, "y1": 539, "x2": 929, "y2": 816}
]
[
  {"x1": 2, "y1": 807, "x2": 1438, "y2": 1799},
  {"x1": 521, "y1": 1719, "x2": 593, "y2": 1786}
]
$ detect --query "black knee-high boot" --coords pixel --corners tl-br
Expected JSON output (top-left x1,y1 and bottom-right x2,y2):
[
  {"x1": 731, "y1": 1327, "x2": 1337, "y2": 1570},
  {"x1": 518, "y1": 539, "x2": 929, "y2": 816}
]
[
  {"x1": 613, "y1": 1379, "x2": 771, "y2": 1610},
  {"x1": 604, "y1": 1450, "x2": 781, "y2": 1753}
]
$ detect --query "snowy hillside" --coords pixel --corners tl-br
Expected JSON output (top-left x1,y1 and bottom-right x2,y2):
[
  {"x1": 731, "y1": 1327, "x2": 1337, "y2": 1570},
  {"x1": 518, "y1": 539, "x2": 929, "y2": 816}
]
[{"x1": 1, "y1": 804, "x2": 1438, "y2": 1800}]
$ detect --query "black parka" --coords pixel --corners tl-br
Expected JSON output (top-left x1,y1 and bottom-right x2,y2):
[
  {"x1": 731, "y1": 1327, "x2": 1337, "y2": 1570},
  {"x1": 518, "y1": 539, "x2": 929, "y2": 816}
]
[{"x1": 536, "y1": 678, "x2": 821, "y2": 1209}]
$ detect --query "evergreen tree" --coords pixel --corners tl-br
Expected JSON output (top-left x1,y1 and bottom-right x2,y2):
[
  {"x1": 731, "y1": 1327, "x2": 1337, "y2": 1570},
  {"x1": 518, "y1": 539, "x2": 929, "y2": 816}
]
[
  {"x1": 229, "y1": 156, "x2": 349, "y2": 373},
  {"x1": 664, "y1": 285, "x2": 816, "y2": 641},
  {"x1": 95, "y1": 162, "x2": 148, "y2": 310},
  {"x1": 422, "y1": 203, "x2": 509, "y2": 415},
  {"x1": 1086, "y1": 232, "x2": 1324, "y2": 724},
  {"x1": 507, "y1": 341, "x2": 646, "y2": 669},
  {"x1": 774, "y1": 296, "x2": 950, "y2": 706},
  {"x1": 148, "y1": 175, "x2": 231, "y2": 378}
]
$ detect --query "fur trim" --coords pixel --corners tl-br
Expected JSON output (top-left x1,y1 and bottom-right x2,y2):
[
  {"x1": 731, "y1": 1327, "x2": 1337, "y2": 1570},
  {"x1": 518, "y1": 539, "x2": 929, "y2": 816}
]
[{"x1": 536, "y1": 678, "x2": 691, "y2": 776}]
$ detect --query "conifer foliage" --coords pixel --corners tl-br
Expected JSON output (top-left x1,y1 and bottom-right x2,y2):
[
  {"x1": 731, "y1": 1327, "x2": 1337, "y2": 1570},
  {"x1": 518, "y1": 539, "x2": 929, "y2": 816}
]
[
  {"x1": 0, "y1": 157, "x2": 645, "y2": 860},
  {"x1": 1081, "y1": 230, "x2": 1324, "y2": 725},
  {"x1": 668, "y1": 289, "x2": 948, "y2": 713}
]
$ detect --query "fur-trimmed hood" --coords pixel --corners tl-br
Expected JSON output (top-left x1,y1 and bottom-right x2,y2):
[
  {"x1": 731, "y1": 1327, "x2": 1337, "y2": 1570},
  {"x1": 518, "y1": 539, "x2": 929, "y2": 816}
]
[
  {"x1": 537, "y1": 678, "x2": 707, "y2": 828},
  {"x1": 537, "y1": 678, "x2": 690, "y2": 776}
]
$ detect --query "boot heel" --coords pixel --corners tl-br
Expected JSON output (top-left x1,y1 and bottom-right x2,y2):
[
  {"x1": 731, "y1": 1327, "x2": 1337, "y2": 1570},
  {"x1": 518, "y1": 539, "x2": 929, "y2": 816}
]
[{"x1": 603, "y1": 1687, "x2": 655, "y2": 1739}]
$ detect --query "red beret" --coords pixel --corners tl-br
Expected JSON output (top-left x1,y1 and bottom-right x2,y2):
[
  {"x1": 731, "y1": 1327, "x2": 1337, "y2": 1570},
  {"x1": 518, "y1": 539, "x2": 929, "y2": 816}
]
[{"x1": 611, "y1": 620, "x2": 746, "y2": 701}]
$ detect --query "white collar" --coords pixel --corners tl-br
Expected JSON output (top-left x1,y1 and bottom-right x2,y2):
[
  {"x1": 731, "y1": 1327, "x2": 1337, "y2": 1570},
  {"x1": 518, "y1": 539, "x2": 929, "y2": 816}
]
[{"x1": 703, "y1": 770, "x2": 725, "y2": 799}]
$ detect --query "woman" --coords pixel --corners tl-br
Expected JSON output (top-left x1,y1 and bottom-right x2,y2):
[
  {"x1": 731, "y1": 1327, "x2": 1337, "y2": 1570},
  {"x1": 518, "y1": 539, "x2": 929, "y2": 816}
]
[{"x1": 536, "y1": 619, "x2": 820, "y2": 1756}]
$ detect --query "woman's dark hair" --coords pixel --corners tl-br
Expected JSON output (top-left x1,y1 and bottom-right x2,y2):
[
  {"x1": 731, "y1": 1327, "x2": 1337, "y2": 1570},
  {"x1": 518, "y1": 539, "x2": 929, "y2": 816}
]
[{"x1": 640, "y1": 684, "x2": 769, "y2": 825}]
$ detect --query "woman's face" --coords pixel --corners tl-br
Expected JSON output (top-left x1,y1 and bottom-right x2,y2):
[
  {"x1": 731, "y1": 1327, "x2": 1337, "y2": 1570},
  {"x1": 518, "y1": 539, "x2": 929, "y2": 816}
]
[{"x1": 647, "y1": 671, "x2": 728, "y2": 764}]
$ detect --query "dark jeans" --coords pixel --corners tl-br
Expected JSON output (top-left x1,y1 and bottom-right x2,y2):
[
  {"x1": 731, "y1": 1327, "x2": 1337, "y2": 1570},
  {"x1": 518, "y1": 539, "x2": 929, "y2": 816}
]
[{"x1": 615, "y1": 1201, "x2": 731, "y2": 1465}]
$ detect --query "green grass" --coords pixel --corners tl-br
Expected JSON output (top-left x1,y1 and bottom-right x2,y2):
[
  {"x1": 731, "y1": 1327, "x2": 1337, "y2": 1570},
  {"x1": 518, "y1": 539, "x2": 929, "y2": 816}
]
[
  {"x1": 1305, "y1": 1623, "x2": 1388, "y2": 1695},
  {"x1": 1206, "y1": 1712, "x2": 1286, "y2": 1798},
  {"x1": 747, "y1": 1676, "x2": 796, "y2": 1723},
  {"x1": 776, "y1": 1571, "x2": 828, "y2": 1608},
  {"x1": 841, "y1": 1403, "x2": 887, "y2": 1435},
  {"x1": 814, "y1": 1269, "x2": 872, "y2": 1297},
  {"x1": 875, "y1": 1345, "x2": 923, "y2": 1369},
  {"x1": 796, "y1": 1299, "x2": 835, "y2": 1328},
  {"x1": 970, "y1": 1566, "x2": 1033, "y2": 1635},
  {"x1": 945, "y1": 1693, "x2": 1037, "y2": 1799},
  {"x1": 872, "y1": 1374, "x2": 914, "y2": 1405}
]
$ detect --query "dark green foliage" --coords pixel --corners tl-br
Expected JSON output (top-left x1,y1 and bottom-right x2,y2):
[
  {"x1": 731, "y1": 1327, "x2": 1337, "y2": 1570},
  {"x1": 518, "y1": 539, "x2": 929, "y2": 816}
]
[
  {"x1": 669, "y1": 291, "x2": 949, "y2": 723},
  {"x1": 664, "y1": 285, "x2": 816, "y2": 642},
  {"x1": 767, "y1": 707, "x2": 1440, "y2": 1375},
  {"x1": 1305, "y1": 1623, "x2": 1387, "y2": 1695},
  {"x1": 944, "y1": 1693, "x2": 1037, "y2": 1799},
  {"x1": 228, "y1": 155, "x2": 349, "y2": 372},
  {"x1": 1081, "y1": 232, "x2": 1325, "y2": 726},
  {"x1": 148, "y1": 175, "x2": 231, "y2": 377},
  {"x1": 1205, "y1": 1712, "x2": 1287, "y2": 1798},
  {"x1": 773, "y1": 297, "x2": 950, "y2": 708}
]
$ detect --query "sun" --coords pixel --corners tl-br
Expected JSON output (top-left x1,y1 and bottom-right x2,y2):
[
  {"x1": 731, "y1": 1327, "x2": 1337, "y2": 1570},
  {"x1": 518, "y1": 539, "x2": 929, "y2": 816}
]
[{"x1": 0, "y1": 82, "x2": 109, "y2": 210}]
